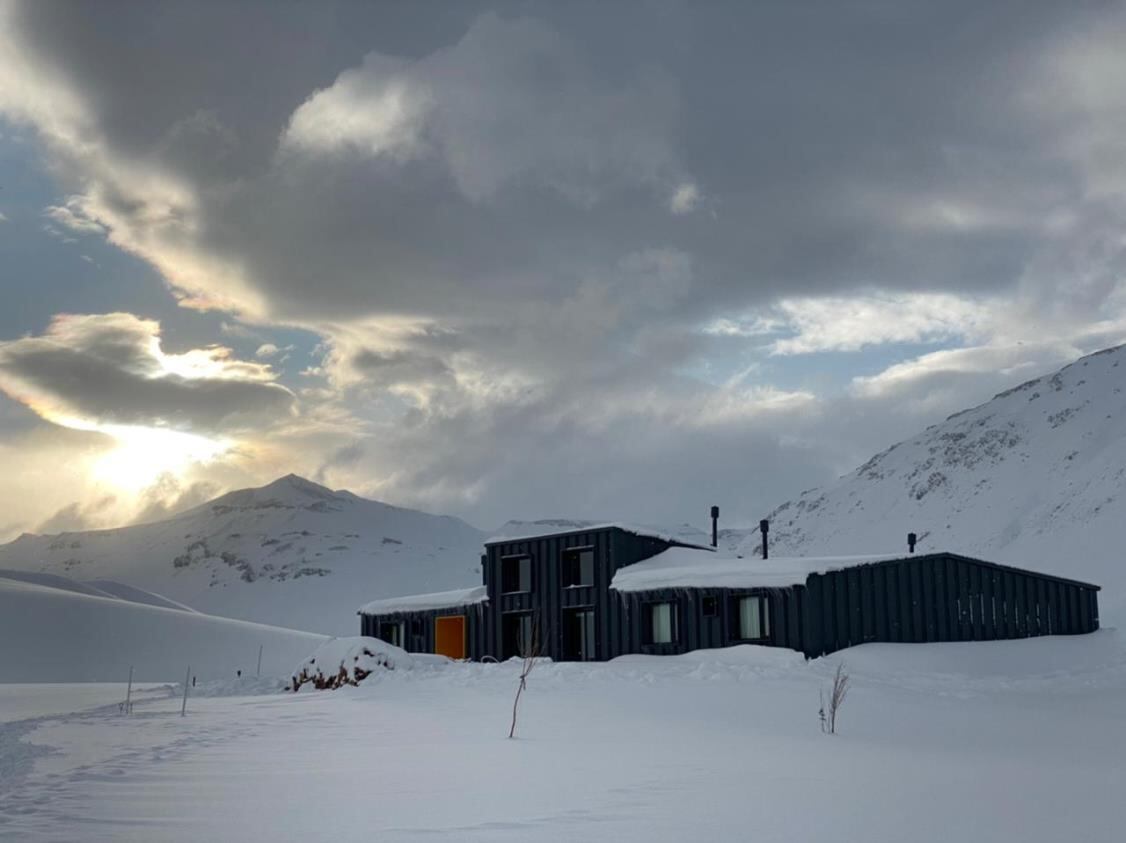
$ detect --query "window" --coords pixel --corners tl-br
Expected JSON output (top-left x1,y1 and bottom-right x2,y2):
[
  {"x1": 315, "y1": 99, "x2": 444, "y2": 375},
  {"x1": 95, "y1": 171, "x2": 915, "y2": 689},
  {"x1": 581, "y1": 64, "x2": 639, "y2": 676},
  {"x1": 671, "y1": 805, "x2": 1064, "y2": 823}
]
[
  {"x1": 562, "y1": 547, "x2": 595, "y2": 587},
  {"x1": 501, "y1": 555, "x2": 531, "y2": 594},
  {"x1": 702, "y1": 596, "x2": 718, "y2": 617},
  {"x1": 737, "y1": 595, "x2": 770, "y2": 641},
  {"x1": 648, "y1": 602, "x2": 678, "y2": 644},
  {"x1": 502, "y1": 611, "x2": 536, "y2": 659},
  {"x1": 563, "y1": 609, "x2": 597, "y2": 661},
  {"x1": 378, "y1": 621, "x2": 405, "y2": 648}
]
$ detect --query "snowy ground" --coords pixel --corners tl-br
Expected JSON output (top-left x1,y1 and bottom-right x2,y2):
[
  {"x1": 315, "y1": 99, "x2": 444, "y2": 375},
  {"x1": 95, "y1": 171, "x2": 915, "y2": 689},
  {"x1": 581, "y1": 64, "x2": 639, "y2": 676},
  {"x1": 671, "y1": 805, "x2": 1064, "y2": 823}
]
[{"x1": 2, "y1": 633, "x2": 1125, "y2": 842}]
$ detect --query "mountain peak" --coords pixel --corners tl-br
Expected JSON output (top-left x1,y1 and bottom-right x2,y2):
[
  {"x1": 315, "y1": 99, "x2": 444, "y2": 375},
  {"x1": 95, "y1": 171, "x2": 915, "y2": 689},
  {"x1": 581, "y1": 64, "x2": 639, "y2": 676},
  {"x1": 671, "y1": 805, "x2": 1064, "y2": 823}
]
[
  {"x1": 259, "y1": 474, "x2": 338, "y2": 499},
  {"x1": 201, "y1": 473, "x2": 345, "y2": 515}
]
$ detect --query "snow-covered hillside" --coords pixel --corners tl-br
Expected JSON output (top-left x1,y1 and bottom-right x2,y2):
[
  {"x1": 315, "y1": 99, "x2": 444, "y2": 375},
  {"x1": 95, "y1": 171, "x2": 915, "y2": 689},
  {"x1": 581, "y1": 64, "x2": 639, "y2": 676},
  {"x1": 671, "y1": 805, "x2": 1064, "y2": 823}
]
[
  {"x1": 0, "y1": 576, "x2": 326, "y2": 682},
  {"x1": 742, "y1": 345, "x2": 1126, "y2": 623},
  {"x1": 0, "y1": 475, "x2": 486, "y2": 635}
]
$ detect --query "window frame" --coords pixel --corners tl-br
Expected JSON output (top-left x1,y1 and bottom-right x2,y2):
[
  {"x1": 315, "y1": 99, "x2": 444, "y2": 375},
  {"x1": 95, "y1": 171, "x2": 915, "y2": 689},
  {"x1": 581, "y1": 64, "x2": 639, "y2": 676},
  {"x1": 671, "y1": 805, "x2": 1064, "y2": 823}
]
[
  {"x1": 378, "y1": 620, "x2": 406, "y2": 648},
  {"x1": 500, "y1": 554, "x2": 532, "y2": 595},
  {"x1": 502, "y1": 610, "x2": 536, "y2": 659},
  {"x1": 561, "y1": 545, "x2": 596, "y2": 589},
  {"x1": 645, "y1": 600, "x2": 680, "y2": 645},
  {"x1": 731, "y1": 593, "x2": 772, "y2": 642}
]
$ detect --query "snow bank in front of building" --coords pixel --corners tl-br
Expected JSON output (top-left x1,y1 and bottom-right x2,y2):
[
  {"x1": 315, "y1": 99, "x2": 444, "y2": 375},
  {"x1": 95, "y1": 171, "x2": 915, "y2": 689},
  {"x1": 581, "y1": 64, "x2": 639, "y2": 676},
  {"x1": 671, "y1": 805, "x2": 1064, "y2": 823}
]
[
  {"x1": 358, "y1": 585, "x2": 487, "y2": 615},
  {"x1": 290, "y1": 636, "x2": 414, "y2": 690},
  {"x1": 611, "y1": 546, "x2": 907, "y2": 591}
]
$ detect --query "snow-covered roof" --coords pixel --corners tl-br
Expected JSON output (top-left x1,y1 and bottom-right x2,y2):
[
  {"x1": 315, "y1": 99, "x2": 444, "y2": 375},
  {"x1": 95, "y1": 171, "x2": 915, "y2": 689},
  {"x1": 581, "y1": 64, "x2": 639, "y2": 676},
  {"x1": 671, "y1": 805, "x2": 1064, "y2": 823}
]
[
  {"x1": 610, "y1": 547, "x2": 908, "y2": 592},
  {"x1": 486, "y1": 521, "x2": 715, "y2": 551},
  {"x1": 358, "y1": 585, "x2": 487, "y2": 616}
]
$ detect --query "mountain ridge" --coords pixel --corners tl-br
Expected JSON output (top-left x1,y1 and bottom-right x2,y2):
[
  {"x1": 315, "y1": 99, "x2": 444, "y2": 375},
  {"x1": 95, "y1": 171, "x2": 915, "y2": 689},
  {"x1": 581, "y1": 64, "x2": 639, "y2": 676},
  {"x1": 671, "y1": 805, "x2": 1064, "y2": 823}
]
[
  {"x1": 735, "y1": 343, "x2": 1126, "y2": 622},
  {"x1": 0, "y1": 475, "x2": 487, "y2": 635}
]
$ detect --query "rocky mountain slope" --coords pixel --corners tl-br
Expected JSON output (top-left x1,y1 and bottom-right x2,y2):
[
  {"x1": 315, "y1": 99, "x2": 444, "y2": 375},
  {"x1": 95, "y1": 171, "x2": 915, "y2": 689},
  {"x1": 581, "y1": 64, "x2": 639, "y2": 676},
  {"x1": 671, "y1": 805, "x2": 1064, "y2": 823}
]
[
  {"x1": 0, "y1": 475, "x2": 486, "y2": 635},
  {"x1": 740, "y1": 344, "x2": 1126, "y2": 623}
]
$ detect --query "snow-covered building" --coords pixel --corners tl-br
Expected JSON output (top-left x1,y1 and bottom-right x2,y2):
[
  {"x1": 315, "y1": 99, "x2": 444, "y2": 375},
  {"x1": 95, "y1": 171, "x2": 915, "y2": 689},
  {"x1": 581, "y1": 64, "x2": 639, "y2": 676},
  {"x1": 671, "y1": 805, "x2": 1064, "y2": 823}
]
[{"x1": 358, "y1": 523, "x2": 1101, "y2": 661}]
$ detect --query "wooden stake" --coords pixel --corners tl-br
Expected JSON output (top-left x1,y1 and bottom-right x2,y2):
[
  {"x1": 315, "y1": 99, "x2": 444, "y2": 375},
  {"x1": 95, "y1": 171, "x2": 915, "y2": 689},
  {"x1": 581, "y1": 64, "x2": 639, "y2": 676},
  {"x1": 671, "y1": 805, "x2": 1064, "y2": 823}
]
[{"x1": 181, "y1": 665, "x2": 190, "y2": 717}]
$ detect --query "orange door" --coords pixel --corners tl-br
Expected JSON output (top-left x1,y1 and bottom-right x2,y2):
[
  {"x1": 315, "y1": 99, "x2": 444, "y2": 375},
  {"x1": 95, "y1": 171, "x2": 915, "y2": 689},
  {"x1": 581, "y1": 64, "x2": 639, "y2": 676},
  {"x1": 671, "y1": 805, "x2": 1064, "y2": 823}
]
[{"x1": 434, "y1": 615, "x2": 466, "y2": 659}]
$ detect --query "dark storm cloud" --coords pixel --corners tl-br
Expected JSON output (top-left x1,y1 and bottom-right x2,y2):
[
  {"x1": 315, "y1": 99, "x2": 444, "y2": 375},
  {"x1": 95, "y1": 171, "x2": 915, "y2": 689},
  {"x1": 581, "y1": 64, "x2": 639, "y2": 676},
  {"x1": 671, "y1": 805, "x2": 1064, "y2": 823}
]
[
  {"x1": 7, "y1": 0, "x2": 1100, "y2": 325},
  {"x1": 0, "y1": 313, "x2": 296, "y2": 434},
  {"x1": 4, "y1": 0, "x2": 1126, "y2": 527}
]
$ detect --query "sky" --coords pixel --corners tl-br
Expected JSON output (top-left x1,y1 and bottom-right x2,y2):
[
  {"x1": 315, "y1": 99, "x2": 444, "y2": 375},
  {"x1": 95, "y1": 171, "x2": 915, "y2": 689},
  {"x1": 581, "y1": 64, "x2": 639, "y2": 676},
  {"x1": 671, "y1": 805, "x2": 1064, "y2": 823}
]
[{"x1": 1, "y1": 0, "x2": 1126, "y2": 539}]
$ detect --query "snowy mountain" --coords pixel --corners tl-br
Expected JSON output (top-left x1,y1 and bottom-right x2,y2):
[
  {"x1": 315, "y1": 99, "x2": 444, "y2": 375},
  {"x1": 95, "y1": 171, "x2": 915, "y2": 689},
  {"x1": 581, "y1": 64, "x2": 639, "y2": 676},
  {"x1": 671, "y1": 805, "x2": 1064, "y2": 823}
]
[
  {"x1": 0, "y1": 474, "x2": 486, "y2": 635},
  {"x1": 740, "y1": 344, "x2": 1126, "y2": 623}
]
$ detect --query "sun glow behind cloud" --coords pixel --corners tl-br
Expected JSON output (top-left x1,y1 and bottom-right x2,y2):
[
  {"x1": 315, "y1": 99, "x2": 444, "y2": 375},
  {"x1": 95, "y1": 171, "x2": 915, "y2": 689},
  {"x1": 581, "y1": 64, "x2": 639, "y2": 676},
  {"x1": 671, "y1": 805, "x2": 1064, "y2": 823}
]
[
  {"x1": 89, "y1": 424, "x2": 230, "y2": 494},
  {"x1": 0, "y1": 313, "x2": 294, "y2": 505}
]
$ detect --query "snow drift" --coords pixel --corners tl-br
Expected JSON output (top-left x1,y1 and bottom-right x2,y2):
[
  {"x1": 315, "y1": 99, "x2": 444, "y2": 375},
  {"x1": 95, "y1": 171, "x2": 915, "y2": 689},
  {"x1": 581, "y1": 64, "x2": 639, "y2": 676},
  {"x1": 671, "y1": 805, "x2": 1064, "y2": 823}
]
[
  {"x1": 0, "y1": 575, "x2": 327, "y2": 682},
  {"x1": 290, "y1": 636, "x2": 413, "y2": 691}
]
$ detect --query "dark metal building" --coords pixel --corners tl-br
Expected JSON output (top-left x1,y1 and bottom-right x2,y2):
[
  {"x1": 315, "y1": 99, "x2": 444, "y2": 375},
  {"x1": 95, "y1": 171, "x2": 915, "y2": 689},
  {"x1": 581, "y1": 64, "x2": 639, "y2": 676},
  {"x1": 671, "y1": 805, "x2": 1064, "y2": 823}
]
[{"x1": 358, "y1": 524, "x2": 1101, "y2": 661}]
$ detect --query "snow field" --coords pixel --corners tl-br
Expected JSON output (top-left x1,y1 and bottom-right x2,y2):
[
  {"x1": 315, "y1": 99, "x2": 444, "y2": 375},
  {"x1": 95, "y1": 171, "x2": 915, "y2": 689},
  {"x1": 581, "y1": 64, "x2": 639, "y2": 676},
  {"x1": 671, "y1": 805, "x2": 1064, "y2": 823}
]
[
  {"x1": 2, "y1": 631, "x2": 1125, "y2": 841},
  {"x1": 0, "y1": 576, "x2": 327, "y2": 682}
]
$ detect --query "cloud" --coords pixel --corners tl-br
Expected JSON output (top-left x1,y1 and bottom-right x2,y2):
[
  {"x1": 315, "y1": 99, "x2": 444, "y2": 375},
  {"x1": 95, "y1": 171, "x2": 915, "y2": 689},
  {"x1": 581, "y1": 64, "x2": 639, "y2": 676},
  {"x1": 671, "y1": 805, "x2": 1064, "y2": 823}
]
[
  {"x1": 4, "y1": 1, "x2": 1126, "y2": 531},
  {"x1": 0, "y1": 313, "x2": 296, "y2": 435},
  {"x1": 281, "y1": 54, "x2": 429, "y2": 163},
  {"x1": 43, "y1": 199, "x2": 105, "y2": 234},
  {"x1": 668, "y1": 182, "x2": 700, "y2": 215},
  {"x1": 129, "y1": 474, "x2": 220, "y2": 525},
  {"x1": 0, "y1": 211, "x2": 8, "y2": 222},
  {"x1": 769, "y1": 292, "x2": 993, "y2": 355},
  {"x1": 35, "y1": 493, "x2": 117, "y2": 533},
  {"x1": 280, "y1": 14, "x2": 684, "y2": 207}
]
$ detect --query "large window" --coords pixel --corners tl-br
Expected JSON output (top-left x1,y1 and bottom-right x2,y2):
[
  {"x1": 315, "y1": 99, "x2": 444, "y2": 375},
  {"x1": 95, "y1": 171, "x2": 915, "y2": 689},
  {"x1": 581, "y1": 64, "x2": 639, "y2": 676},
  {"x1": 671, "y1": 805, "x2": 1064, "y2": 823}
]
[
  {"x1": 736, "y1": 595, "x2": 771, "y2": 641},
  {"x1": 648, "y1": 602, "x2": 678, "y2": 644},
  {"x1": 378, "y1": 621, "x2": 405, "y2": 648},
  {"x1": 501, "y1": 555, "x2": 531, "y2": 594},
  {"x1": 563, "y1": 608, "x2": 597, "y2": 661},
  {"x1": 502, "y1": 611, "x2": 536, "y2": 659},
  {"x1": 562, "y1": 547, "x2": 595, "y2": 588}
]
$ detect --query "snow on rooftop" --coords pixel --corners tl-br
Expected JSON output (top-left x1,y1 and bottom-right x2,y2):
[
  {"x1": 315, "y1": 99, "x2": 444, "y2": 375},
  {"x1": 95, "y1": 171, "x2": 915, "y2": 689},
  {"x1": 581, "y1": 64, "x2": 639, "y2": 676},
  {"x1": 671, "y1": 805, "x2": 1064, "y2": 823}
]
[
  {"x1": 486, "y1": 521, "x2": 715, "y2": 550},
  {"x1": 358, "y1": 585, "x2": 487, "y2": 616},
  {"x1": 610, "y1": 546, "x2": 908, "y2": 592}
]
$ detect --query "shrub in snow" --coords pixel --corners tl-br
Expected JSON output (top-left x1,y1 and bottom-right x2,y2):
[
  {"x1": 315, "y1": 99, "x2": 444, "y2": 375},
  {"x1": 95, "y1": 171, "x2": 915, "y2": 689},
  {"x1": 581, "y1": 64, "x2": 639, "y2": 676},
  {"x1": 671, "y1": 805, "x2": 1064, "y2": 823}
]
[
  {"x1": 289, "y1": 636, "x2": 412, "y2": 691},
  {"x1": 819, "y1": 662, "x2": 850, "y2": 735},
  {"x1": 509, "y1": 619, "x2": 543, "y2": 739}
]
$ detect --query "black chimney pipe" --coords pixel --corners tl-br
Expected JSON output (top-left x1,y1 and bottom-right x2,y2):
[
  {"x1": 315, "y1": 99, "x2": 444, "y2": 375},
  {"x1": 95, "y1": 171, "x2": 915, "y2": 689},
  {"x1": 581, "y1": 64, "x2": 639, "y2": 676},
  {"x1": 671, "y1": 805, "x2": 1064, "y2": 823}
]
[
  {"x1": 710, "y1": 506, "x2": 719, "y2": 548},
  {"x1": 760, "y1": 519, "x2": 769, "y2": 559},
  {"x1": 908, "y1": 532, "x2": 917, "y2": 554}
]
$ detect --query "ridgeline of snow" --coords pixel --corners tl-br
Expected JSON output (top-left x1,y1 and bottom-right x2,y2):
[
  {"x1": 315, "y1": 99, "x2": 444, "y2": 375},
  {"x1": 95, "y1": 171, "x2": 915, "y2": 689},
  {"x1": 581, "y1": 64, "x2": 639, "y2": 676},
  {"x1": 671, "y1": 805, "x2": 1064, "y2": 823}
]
[
  {"x1": 0, "y1": 575, "x2": 326, "y2": 682},
  {"x1": 0, "y1": 474, "x2": 487, "y2": 635},
  {"x1": 740, "y1": 344, "x2": 1126, "y2": 623},
  {"x1": 489, "y1": 519, "x2": 716, "y2": 549},
  {"x1": 0, "y1": 569, "x2": 194, "y2": 612},
  {"x1": 359, "y1": 585, "x2": 488, "y2": 615},
  {"x1": 611, "y1": 548, "x2": 910, "y2": 591}
]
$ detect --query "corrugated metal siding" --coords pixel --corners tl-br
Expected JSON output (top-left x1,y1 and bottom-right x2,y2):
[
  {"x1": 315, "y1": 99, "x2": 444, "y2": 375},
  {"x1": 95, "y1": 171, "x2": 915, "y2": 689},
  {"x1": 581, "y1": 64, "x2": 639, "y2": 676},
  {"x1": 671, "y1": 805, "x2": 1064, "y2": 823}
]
[
  {"x1": 612, "y1": 586, "x2": 805, "y2": 657},
  {"x1": 360, "y1": 534, "x2": 1100, "y2": 663},
  {"x1": 800, "y1": 554, "x2": 1101, "y2": 658},
  {"x1": 357, "y1": 602, "x2": 489, "y2": 659}
]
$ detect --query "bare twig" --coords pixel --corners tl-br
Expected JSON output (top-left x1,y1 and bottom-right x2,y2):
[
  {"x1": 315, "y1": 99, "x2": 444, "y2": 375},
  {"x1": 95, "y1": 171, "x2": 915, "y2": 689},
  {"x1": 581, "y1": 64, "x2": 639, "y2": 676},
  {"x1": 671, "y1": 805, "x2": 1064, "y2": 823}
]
[
  {"x1": 821, "y1": 662, "x2": 850, "y2": 735},
  {"x1": 508, "y1": 619, "x2": 542, "y2": 739}
]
